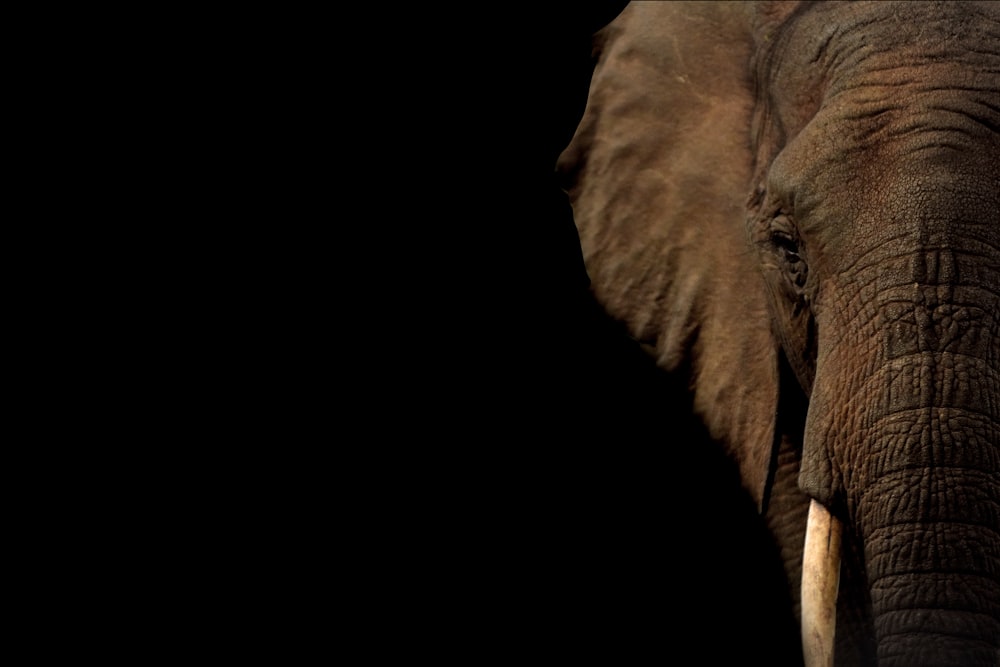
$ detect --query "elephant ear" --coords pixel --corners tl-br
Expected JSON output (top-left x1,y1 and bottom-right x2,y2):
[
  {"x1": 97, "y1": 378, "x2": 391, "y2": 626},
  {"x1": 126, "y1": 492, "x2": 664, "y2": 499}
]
[{"x1": 557, "y1": 1, "x2": 794, "y2": 508}]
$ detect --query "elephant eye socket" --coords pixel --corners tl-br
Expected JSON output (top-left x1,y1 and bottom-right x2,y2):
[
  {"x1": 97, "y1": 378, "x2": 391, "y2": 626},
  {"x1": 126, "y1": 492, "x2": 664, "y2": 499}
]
[{"x1": 771, "y1": 230, "x2": 808, "y2": 289}]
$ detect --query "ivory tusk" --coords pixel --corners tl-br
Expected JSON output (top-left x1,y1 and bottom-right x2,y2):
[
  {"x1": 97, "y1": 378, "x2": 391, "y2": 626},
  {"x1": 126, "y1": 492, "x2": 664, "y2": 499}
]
[{"x1": 801, "y1": 499, "x2": 843, "y2": 667}]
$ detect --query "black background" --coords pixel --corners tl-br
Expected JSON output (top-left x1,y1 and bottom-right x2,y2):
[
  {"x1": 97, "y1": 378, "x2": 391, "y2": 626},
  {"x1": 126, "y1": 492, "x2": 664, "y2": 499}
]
[{"x1": 2, "y1": 5, "x2": 798, "y2": 663}]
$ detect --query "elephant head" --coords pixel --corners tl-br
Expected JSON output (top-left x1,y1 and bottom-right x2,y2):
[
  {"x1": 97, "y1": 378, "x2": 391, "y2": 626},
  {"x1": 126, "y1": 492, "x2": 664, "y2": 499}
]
[{"x1": 557, "y1": 2, "x2": 1000, "y2": 665}]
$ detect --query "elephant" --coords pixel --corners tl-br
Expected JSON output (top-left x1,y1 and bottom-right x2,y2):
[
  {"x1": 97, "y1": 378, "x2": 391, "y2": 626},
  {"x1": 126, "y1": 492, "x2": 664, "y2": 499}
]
[{"x1": 556, "y1": 2, "x2": 1000, "y2": 665}]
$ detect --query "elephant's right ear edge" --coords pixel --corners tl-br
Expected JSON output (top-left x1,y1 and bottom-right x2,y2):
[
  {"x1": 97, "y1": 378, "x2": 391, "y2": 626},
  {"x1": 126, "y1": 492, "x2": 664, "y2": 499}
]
[{"x1": 559, "y1": 0, "x2": 786, "y2": 512}]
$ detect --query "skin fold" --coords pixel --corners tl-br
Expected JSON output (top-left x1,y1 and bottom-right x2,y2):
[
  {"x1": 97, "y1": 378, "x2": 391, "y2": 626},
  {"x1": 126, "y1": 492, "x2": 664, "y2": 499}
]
[{"x1": 557, "y1": 2, "x2": 1000, "y2": 665}]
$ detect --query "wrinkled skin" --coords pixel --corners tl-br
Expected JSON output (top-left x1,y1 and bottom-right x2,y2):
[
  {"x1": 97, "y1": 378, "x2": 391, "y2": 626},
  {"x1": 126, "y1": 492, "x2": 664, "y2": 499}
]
[{"x1": 557, "y1": 2, "x2": 1000, "y2": 665}]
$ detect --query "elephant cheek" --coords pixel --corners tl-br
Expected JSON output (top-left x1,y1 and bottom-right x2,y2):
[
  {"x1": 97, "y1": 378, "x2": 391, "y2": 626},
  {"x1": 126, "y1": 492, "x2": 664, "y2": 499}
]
[{"x1": 796, "y1": 356, "x2": 844, "y2": 514}]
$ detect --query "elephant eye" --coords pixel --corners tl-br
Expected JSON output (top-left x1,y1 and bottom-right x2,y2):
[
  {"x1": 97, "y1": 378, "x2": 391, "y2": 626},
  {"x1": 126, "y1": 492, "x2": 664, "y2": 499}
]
[
  {"x1": 773, "y1": 232, "x2": 799, "y2": 259},
  {"x1": 771, "y1": 230, "x2": 808, "y2": 289}
]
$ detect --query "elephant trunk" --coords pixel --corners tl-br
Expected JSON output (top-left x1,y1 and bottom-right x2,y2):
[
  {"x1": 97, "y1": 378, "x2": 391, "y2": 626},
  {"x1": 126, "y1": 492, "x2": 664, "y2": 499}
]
[
  {"x1": 804, "y1": 399, "x2": 1000, "y2": 666},
  {"x1": 859, "y1": 460, "x2": 1000, "y2": 665},
  {"x1": 800, "y1": 261, "x2": 1000, "y2": 664},
  {"x1": 856, "y1": 307, "x2": 1000, "y2": 664}
]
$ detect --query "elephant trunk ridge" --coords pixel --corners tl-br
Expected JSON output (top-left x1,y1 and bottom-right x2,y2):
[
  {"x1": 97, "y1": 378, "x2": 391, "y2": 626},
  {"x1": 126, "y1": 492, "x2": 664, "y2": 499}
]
[{"x1": 857, "y1": 464, "x2": 1000, "y2": 666}]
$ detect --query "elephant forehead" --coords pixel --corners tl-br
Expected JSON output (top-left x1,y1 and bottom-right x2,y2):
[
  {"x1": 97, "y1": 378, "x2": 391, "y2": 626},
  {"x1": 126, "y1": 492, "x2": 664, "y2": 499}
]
[
  {"x1": 771, "y1": 1, "x2": 1000, "y2": 154},
  {"x1": 768, "y1": 116, "x2": 998, "y2": 236},
  {"x1": 815, "y1": 67, "x2": 1000, "y2": 173},
  {"x1": 782, "y1": 144, "x2": 999, "y2": 264},
  {"x1": 765, "y1": 133, "x2": 1000, "y2": 290},
  {"x1": 783, "y1": 0, "x2": 1000, "y2": 70},
  {"x1": 760, "y1": 2, "x2": 1000, "y2": 220}
]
